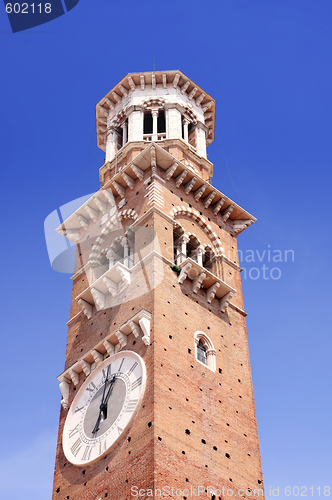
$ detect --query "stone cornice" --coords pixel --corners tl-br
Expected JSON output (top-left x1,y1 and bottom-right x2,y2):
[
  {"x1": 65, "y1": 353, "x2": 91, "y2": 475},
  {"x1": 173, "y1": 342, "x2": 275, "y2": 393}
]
[
  {"x1": 221, "y1": 255, "x2": 242, "y2": 272},
  {"x1": 99, "y1": 137, "x2": 213, "y2": 183},
  {"x1": 228, "y1": 302, "x2": 248, "y2": 317},
  {"x1": 57, "y1": 143, "x2": 255, "y2": 247},
  {"x1": 96, "y1": 70, "x2": 216, "y2": 149}
]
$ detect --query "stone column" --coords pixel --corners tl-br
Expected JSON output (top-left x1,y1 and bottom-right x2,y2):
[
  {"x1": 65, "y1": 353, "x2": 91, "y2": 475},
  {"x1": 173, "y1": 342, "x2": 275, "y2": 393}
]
[
  {"x1": 128, "y1": 109, "x2": 143, "y2": 142},
  {"x1": 121, "y1": 121, "x2": 128, "y2": 147},
  {"x1": 197, "y1": 245, "x2": 205, "y2": 267},
  {"x1": 105, "y1": 129, "x2": 118, "y2": 162},
  {"x1": 206, "y1": 348, "x2": 216, "y2": 371},
  {"x1": 195, "y1": 123, "x2": 207, "y2": 159},
  {"x1": 152, "y1": 109, "x2": 158, "y2": 141},
  {"x1": 166, "y1": 106, "x2": 182, "y2": 139},
  {"x1": 106, "y1": 249, "x2": 117, "y2": 269},
  {"x1": 183, "y1": 117, "x2": 190, "y2": 143},
  {"x1": 129, "y1": 245, "x2": 134, "y2": 268},
  {"x1": 176, "y1": 235, "x2": 190, "y2": 264},
  {"x1": 123, "y1": 238, "x2": 130, "y2": 268}
]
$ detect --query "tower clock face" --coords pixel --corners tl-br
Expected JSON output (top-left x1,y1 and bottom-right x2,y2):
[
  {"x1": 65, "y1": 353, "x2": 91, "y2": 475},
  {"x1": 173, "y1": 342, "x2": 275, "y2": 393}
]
[{"x1": 62, "y1": 351, "x2": 146, "y2": 466}]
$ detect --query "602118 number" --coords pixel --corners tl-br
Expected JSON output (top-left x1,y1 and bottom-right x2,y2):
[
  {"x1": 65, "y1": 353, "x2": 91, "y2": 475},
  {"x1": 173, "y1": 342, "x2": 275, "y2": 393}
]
[
  {"x1": 6, "y1": 3, "x2": 52, "y2": 13},
  {"x1": 285, "y1": 486, "x2": 330, "y2": 496}
]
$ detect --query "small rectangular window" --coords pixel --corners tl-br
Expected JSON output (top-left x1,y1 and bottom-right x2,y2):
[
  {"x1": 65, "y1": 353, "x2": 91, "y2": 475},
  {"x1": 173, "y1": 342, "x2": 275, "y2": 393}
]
[
  {"x1": 157, "y1": 110, "x2": 166, "y2": 133},
  {"x1": 144, "y1": 112, "x2": 153, "y2": 135}
]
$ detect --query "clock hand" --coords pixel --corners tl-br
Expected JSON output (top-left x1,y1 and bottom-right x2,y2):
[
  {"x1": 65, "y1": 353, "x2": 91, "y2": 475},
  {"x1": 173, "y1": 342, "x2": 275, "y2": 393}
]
[
  {"x1": 104, "y1": 375, "x2": 116, "y2": 406},
  {"x1": 100, "y1": 364, "x2": 111, "y2": 406},
  {"x1": 92, "y1": 411, "x2": 102, "y2": 436},
  {"x1": 92, "y1": 366, "x2": 112, "y2": 435},
  {"x1": 98, "y1": 375, "x2": 116, "y2": 421}
]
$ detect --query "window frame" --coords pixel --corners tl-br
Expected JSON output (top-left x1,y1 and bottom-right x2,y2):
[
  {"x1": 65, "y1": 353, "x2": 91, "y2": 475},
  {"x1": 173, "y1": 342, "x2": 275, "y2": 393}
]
[{"x1": 194, "y1": 331, "x2": 216, "y2": 372}]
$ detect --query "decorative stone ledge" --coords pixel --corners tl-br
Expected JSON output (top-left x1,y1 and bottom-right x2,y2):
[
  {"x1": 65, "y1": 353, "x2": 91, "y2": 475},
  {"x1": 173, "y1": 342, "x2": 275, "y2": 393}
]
[
  {"x1": 76, "y1": 262, "x2": 132, "y2": 314},
  {"x1": 177, "y1": 257, "x2": 236, "y2": 312},
  {"x1": 100, "y1": 143, "x2": 255, "y2": 232},
  {"x1": 56, "y1": 143, "x2": 255, "y2": 252},
  {"x1": 57, "y1": 308, "x2": 152, "y2": 408}
]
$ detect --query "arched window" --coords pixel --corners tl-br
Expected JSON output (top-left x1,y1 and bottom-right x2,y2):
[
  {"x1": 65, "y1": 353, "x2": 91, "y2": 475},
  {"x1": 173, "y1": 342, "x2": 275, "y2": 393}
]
[
  {"x1": 106, "y1": 234, "x2": 134, "y2": 270},
  {"x1": 203, "y1": 245, "x2": 214, "y2": 270},
  {"x1": 194, "y1": 331, "x2": 216, "y2": 372},
  {"x1": 143, "y1": 108, "x2": 166, "y2": 141}
]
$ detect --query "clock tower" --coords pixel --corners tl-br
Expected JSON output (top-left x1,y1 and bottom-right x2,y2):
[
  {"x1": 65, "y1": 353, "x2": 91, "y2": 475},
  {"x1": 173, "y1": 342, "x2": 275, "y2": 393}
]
[{"x1": 52, "y1": 71, "x2": 265, "y2": 500}]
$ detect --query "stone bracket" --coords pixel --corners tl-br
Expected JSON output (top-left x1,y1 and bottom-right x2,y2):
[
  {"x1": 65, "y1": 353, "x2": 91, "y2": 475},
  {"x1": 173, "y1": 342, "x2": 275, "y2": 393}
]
[
  {"x1": 91, "y1": 350, "x2": 104, "y2": 366},
  {"x1": 85, "y1": 205, "x2": 99, "y2": 221},
  {"x1": 220, "y1": 291, "x2": 234, "y2": 313},
  {"x1": 112, "y1": 181, "x2": 126, "y2": 198},
  {"x1": 178, "y1": 262, "x2": 193, "y2": 284},
  {"x1": 115, "y1": 330, "x2": 128, "y2": 352},
  {"x1": 206, "y1": 282, "x2": 220, "y2": 303},
  {"x1": 103, "y1": 276, "x2": 117, "y2": 296},
  {"x1": 177, "y1": 257, "x2": 236, "y2": 309},
  {"x1": 121, "y1": 172, "x2": 135, "y2": 189},
  {"x1": 137, "y1": 310, "x2": 151, "y2": 346},
  {"x1": 78, "y1": 299, "x2": 93, "y2": 319},
  {"x1": 59, "y1": 378, "x2": 70, "y2": 410},
  {"x1": 166, "y1": 163, "x2": 178, "y2": 180},
  {"x1": 103, "y1": 339, "x2": 115, "y2": 356},
  {"x1": 175, "y1": 170, "x2": 187, "y2": 187},
  {"x1": 192, "y1": 272, "x2": 206, "y2": 293},
  {"x1": 79, "y1": 359, "x2": 91, "y2": 376},
  {"x1": 91, "y1": 288, "x2": 106, "y2": 310}
]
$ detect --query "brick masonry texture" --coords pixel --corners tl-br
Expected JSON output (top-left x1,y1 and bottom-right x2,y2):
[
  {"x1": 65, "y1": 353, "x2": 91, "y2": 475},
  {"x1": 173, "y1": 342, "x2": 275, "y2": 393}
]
[{"x1": 52, "y1": 143, "x2": 264, "y2": 500}]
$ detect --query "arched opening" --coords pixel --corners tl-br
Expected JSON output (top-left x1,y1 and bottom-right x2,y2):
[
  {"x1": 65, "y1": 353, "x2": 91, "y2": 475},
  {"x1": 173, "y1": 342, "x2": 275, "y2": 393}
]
[
  {"x1": 143, "y1": 112, "x2": 153, "y2": 138},
  {"x1": 188, "y1": 122, "x2": 196, "y2": 149},
  {"x1": 186, "y1": 234, "x2": 200, "y2": 259},
  {"x1": 157, "y1": 110, "x2": 166, "y2": 134},
  {"x1": 203, "y1": 246, "x2": 214, "y2": 270},
  {"x1": 107, "y1": 234, "x2": 135, "y2": 270},
  {"x1": 194, "y1": 332, "x2": 216, "y2": 372}
]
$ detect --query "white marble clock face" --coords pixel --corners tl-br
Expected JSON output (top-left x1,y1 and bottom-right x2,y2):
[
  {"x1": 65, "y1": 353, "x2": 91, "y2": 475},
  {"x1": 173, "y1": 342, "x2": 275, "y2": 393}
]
[{"x1": 62, "y1": 351, "x2": 146, "y2": 466}]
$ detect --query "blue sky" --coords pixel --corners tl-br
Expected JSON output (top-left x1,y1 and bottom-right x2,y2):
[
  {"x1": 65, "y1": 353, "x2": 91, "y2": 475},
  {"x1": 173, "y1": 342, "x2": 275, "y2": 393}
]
[{"x1": 1, "y1": 1, "x2": 331, "y2": 498}]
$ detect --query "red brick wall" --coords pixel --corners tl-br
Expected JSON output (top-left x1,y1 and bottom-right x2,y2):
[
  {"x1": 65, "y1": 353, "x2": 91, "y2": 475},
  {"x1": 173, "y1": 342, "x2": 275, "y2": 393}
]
[{"x1": 52, "y1": 143, "x2": 264, "y2": 500}]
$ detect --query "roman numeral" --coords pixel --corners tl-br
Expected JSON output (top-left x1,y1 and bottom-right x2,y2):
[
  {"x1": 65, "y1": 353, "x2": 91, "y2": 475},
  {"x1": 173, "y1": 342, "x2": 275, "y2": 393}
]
[
  {"x1": 125, "y1": 399, "x2": 138, "y2": 413},
  {"x1": 127, "y1": 361, "x2": 138, "y2": 375},
  {"x1": 86, "y1": 381, "x2": 97, "y2": 393},
  {"x1": 69, "y1": 423, "x2": 80, "y2": 439},
  {"x1": 82, "y1": 446, "x2": 92, "y2": 461},
  {"x1": 131, "y1": 376, "x2": 142, "y2": 390},
  {"x1": 101, "y1": 365, "x2": 111, "y2": 383},
  {"x1": 117, "y1": 426, "x2": 124, "y2": 435},
  {"x1": 99, "y1": 439, "x2": 107, "y2": 456},
  {"x1": 74, "y1": 405, "x2": 85, "y2": 414},
  {"x1": 70, "y1": 438, "x2": 82, "y2": 457},
  {"x1": 118, "y1": 358, "x2": 125, "y2": 372}
]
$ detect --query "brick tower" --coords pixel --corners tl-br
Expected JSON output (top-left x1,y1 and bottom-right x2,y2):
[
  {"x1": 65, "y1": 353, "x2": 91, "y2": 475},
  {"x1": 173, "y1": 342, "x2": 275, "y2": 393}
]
[{"x1": 52, "y1": 71, "x2": 265, "y2": 500}]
